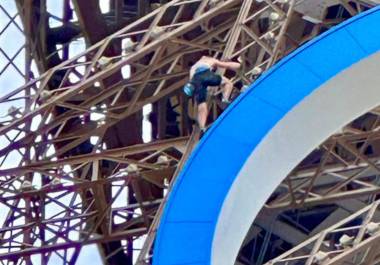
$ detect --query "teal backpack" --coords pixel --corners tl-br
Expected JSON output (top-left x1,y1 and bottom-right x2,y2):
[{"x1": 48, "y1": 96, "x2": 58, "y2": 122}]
[{"x1": 183, "y1": 82, "x2": 195, "y2": 97}]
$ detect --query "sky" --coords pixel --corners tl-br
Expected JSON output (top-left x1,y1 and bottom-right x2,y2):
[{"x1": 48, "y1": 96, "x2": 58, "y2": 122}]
[{"x1": 0, "y1": 1, "x2": 125, "y2": 264}]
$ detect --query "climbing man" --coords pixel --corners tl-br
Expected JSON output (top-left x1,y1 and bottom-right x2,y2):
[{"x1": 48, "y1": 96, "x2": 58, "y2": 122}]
[{"x1": 183, "y1": 56, "x2": 241, "y2": 132}]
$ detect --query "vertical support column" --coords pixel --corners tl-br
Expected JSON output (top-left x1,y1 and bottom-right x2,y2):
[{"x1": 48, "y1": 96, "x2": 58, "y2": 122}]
[
  {"x1": 115, "y1": 0, "x2": 124, "y2": 24},
  {"x1": 137, "y1": 0, "x2": 149, "y2": 17},
  {"x1": 39, "y1": 194, "x2": 48, "y2": 265},
  {"x1": 179, "y1": 94, "x2": 190, "y2": 136},
  {"x1": 22, "y1": 0, "x2": 33, "y2": 82},
  {"x1": 62, "y1": 0, "x2": 72, "y2": 61},
  {"x1": 23, "y1": 196, "x2": 33, "y2": 265},
  {"x1": 39, "y1": 0, "x2": 47, "y2": 58},
  {"x1": 138, "y1": 0, "x2": 150, "y2": 17},
  {"x1": 157, "y1": 98, "x2": 167, "y2": 139}
]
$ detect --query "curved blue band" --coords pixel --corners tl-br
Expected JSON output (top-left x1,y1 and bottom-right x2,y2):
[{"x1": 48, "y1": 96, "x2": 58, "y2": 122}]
[{"x1": 154, "y1": 7, "x2": 380, "y2": 265}]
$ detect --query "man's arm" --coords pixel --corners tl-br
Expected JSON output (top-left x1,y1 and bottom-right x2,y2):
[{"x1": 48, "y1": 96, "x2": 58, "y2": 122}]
[{"x1": 214, "y1": 59, "x2": 241, "y2": 71}]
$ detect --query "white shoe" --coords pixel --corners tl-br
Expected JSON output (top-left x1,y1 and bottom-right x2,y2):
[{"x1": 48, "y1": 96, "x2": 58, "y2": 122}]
[{"x1": 221, "y1": 98, "x2": 231, "y2": 104}]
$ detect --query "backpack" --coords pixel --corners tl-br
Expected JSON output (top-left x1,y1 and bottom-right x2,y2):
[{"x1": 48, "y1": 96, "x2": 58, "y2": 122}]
[{"x1": 183, "y1": 82, "x2": 195, "y2": 97}]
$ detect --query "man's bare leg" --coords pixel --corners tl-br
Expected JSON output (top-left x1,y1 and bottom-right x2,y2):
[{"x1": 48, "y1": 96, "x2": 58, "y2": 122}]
[
  {"x1": 197, "y1": 102, "x2": 208, "y2": 130},
  {"x1": 221, "y1": 76, "x2": 233, "y2": 102}
]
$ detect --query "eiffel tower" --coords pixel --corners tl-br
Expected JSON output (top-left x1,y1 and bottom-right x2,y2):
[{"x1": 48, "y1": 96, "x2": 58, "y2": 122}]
[{"x1": 1, "y1": 1, "x2": 380, "y2": 264}]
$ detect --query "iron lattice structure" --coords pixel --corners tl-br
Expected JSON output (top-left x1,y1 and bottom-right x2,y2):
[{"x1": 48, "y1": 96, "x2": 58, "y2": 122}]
[{"x1": 1, "y1": 0, "x2": 380, "y2": 264}]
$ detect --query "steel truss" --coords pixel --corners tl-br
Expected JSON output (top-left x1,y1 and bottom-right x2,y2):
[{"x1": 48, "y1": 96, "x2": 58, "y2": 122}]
[
  {"x1": 265, "y1": 199, "x2": 380, "y2": 265},
  {"x1": 0, "y1": 136, "x2": 190, "y2": 264},
  {"x1": 1, "y1": 0, "x2": 379, "y2": 264},
  {"x1": 267, "y1": 105, "x2": 380, "y2": 210}
]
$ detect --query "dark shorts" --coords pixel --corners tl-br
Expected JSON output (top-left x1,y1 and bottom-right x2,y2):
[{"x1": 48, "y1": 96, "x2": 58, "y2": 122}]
[{"x1": 191, "y1": 69, "x2": 222, "y2": 104}]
